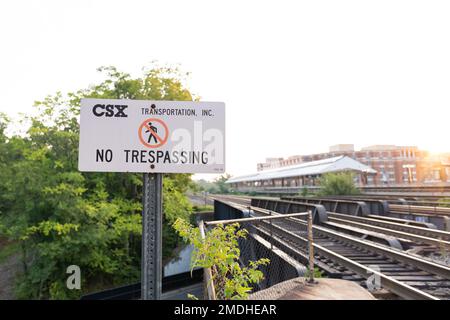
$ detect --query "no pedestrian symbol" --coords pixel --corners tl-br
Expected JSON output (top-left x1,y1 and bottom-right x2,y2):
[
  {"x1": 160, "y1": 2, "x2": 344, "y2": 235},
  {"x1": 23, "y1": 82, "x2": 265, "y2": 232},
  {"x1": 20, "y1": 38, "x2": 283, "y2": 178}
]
[{"x1": 138, "y1": 118, "x2": 169, "y2": 148}]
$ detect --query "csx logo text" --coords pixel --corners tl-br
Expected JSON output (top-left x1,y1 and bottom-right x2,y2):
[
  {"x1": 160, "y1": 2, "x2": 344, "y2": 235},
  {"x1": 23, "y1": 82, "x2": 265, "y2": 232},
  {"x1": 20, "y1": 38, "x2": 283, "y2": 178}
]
[{"x1": 93, "y1": 104, "x2": 128, "y2": 117}]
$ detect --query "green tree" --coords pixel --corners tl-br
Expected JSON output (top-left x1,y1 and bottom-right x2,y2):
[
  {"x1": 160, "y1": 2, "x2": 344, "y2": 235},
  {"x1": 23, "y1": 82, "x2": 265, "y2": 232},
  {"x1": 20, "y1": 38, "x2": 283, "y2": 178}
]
[
  {"x1": 318, "y1": 172, "x2": 361, "y2": 196},
  {"x1": 214, "y1": 174, "x2": 232, "y2": 194},
  {"x1": 193, "y1": 179, "x2": 219, "y2": 194},
  {"x1": 299, "y1": 186, "x2": 310, "y2": 197},
  {"x1": 0, "y1": 65, "x2": 196, "y2": 299},
  {"x1": 438, "y1": 198, "x2": 450, "y2": 208},
  {"x1": 192, "y1": 174, "x2": 232, "y2": 194}
]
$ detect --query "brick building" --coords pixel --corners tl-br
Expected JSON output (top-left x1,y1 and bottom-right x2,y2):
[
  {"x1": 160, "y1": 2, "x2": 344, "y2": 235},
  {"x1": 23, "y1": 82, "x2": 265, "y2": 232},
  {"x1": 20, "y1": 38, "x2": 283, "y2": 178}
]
[{"x1": 256, "y1": 145, "x2": 450, "y2": 185}]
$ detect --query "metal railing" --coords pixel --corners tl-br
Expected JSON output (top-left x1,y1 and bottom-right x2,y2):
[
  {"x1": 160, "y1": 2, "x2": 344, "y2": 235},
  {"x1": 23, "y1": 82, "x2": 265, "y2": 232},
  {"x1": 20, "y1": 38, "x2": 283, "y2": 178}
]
[
  {"x1": 198, "y1": 220, "x2": 217, "y2": 300},
  {"x1": 199, "y1": 211, "x2": 315, "y2": 300}
]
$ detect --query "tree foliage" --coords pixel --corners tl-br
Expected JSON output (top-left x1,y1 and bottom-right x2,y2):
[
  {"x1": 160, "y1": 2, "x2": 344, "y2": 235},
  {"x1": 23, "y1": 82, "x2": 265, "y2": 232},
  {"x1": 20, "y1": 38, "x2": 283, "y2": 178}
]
[
  {"x1": 193, "y1": 174, "x2": 232, "y2": 194},
  {"x1": 438, "y1": 198, "x2": 450, "y2": 208},
  {"x1": 0, "y1": 65, "x2": 196, "y2": 299},
  {"x1": 318, "y1": 172, "x2": 361, "y2": 196}
]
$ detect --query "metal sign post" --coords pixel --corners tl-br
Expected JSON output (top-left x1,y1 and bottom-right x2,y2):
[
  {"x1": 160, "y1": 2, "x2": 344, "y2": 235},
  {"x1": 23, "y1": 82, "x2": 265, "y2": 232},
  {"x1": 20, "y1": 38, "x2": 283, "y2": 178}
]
[{"x1": 141, "y1": 173, "x2": 163, "y2": 300}]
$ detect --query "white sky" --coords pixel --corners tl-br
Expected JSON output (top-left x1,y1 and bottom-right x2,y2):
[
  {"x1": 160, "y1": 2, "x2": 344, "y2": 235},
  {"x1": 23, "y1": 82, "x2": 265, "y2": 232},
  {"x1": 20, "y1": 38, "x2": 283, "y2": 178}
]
[{"x1": 1, "y1": 1, "x2": 449, "y2": 180}]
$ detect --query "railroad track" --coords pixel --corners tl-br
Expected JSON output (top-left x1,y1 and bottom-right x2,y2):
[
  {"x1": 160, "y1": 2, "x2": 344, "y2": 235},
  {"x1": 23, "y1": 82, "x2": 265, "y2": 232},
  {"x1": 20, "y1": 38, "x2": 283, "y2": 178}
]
[
  {"x1": 213, "y1": 198, "x2": 450, "y2": 300},
  {"x1": 389, "y1": 204, "x2": 450, "y2": 217},
  {"x1": 361, "y1": 185, "x2": 450, "y2": 194},
  {"x1": 323, "y1": 194, "x2": 449, "y2": 204},
  {"x1": 213, "y1": 195, "x2": 450, "y2": 241},
  {"x1": 210, "y1": 194, "x2": 252, "y2": 206},
  {"x1": 253, "y1": 207, "x2": 450, "y2": 300},
  {"x1": 213, "y1": 195, "x2": 450, "y2": 261},
  {"x1": 250, "y1": 196, "x2": 450, "y2": 261},
  {"x1": 327, "y1": 212, "x2": 450, "y2": 243}
]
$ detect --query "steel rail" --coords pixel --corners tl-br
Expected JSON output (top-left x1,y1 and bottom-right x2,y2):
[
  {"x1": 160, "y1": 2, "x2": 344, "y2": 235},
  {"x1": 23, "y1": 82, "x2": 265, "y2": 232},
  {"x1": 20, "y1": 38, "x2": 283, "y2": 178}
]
[
  {"x1": 365, "y1": 214, "x2": 437, "y2": 229},
  {"x1": 320, "y1": 220, "x2": 404, "y2": 250},
  {"x1": 328, "y1": 212, "x2": 449, "y2": 239},
  {"x1": 204, "y1": 211, "x2": 309, "y2": 226},
  {"x1": 390, "y1": 204, "x2": 450, "y2": 217},
  {"x1": 210, "y1": 195, "x2": 252, "y2": 205},
  {"x1": 327, "y1": 213, "x2": 450, "y2": 246}
]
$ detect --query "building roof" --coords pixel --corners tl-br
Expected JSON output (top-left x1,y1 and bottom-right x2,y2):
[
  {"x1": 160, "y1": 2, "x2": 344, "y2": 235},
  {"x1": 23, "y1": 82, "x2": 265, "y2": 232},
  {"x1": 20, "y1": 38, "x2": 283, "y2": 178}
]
[{"x1": 227, "y1": 156, "x2": 377, "y2": 184}]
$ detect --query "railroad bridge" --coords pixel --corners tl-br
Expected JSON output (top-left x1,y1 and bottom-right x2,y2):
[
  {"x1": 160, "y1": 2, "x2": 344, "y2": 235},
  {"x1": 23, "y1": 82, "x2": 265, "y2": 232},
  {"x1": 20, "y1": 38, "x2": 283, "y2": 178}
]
[
  {"x1": 207, "y1": 194, "x2": 450, "y2": 300},
  {"x1": 82, "y1": 192, "x2": 450, "y2": 300}
]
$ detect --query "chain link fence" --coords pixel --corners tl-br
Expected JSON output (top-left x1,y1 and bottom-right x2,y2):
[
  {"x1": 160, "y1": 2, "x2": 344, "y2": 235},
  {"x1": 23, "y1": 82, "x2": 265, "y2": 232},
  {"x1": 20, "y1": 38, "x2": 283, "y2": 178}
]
[{"x1": 199, "y1": 211, "x2": 315, "y2": 300}]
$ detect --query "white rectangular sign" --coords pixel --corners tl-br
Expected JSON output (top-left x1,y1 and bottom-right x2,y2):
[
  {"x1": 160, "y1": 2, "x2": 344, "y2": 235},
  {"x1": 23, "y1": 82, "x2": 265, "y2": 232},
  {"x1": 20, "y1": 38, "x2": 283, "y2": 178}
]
[{"x1": 78, "y1": 98, "x2": 225, "y2": 173}]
